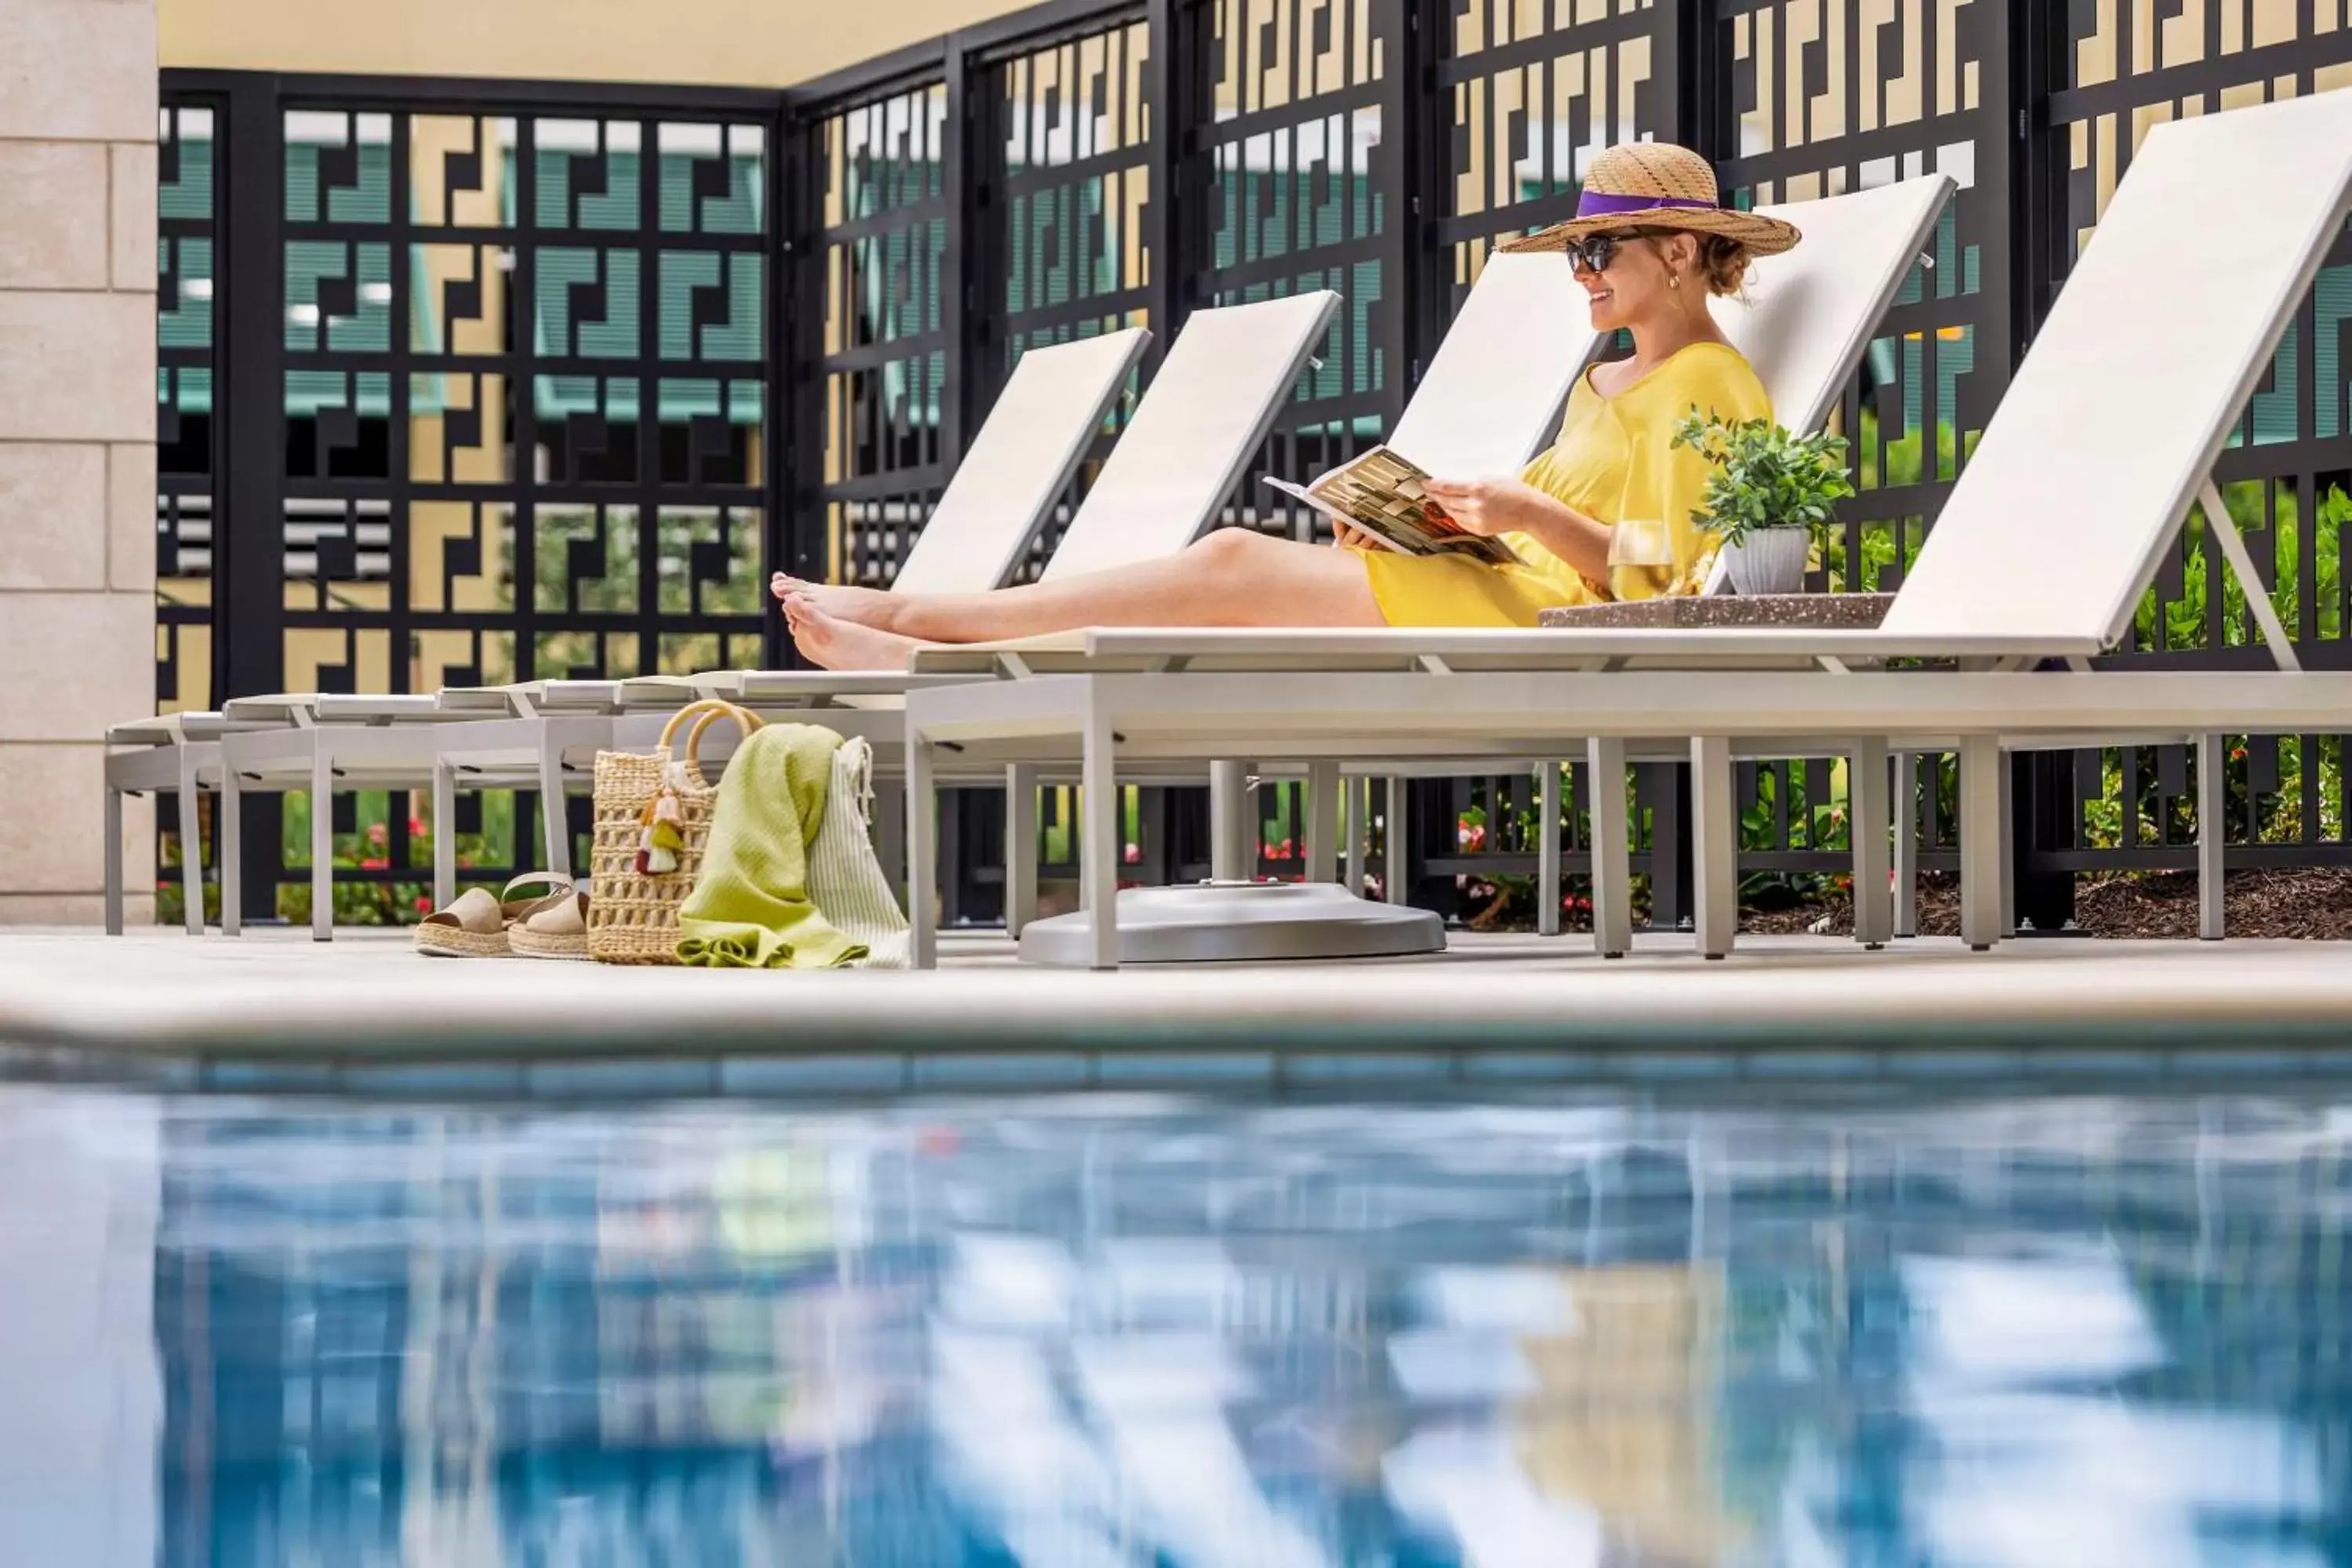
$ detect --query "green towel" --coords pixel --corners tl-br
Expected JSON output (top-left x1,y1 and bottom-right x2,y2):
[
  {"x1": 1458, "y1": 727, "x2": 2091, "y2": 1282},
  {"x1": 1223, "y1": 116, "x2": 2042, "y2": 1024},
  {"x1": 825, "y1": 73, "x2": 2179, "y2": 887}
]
[{"x1": 676, "y1": 723, "x2": 869, "y2": 969}]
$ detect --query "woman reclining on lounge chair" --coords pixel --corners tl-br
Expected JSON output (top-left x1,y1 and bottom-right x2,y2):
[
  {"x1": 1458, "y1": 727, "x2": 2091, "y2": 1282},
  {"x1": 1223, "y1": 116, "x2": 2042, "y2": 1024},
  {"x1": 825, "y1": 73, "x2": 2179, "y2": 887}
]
[{"x1": 775, "y1": 143, "x2": 1800, "y2": 670}]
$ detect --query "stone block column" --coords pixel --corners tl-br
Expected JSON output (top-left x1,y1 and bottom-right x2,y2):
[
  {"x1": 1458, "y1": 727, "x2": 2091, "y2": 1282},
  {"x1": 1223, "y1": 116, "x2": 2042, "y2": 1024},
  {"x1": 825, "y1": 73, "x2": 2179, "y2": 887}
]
[{"x1": 0, "y1": 0, "x2": 162, "y2": 925}]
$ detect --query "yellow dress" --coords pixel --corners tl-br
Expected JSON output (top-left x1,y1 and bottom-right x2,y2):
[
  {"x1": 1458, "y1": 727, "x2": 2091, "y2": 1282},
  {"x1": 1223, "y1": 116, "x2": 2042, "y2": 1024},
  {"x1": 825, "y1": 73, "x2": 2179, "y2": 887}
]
[{"x1": 1357, "y1": 340, "x2": 1773, "y2": 627}]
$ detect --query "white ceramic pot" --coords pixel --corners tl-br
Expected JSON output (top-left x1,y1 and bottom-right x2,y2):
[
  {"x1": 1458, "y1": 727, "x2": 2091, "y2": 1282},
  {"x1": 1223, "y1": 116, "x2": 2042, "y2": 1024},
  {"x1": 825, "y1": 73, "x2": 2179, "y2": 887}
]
[{"x1": 1722, "y1": 527, "x2": 1811, "y2": 595}]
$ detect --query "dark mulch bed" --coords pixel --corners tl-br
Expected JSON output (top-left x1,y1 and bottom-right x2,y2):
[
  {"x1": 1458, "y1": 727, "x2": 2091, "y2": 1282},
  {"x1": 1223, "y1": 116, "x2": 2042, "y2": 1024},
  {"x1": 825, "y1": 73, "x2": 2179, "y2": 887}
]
[{"x1": 1740, "y1": 866, "x2": 2352, "y2": 940}]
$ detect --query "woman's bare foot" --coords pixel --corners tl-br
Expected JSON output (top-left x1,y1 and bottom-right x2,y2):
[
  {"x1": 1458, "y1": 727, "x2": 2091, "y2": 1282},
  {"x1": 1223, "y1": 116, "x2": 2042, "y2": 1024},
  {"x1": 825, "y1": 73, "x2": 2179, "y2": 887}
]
[
  {"x1": 768, "y1": 572, "x2": 902, "y2": 631},
  {"x1": 784, "y1": 593, "x2": 927, "y2": 671}
]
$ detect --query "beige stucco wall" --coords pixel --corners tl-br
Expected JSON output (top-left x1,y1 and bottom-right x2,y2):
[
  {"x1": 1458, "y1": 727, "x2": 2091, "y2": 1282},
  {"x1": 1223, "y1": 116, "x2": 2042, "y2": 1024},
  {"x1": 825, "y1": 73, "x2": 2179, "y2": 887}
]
[
  {"x1": 160, "y1": 0, "x2": 1041, "y2": 87},
  {"x1": 0, "y1": 0, "x2": 161, "y2": 927}
]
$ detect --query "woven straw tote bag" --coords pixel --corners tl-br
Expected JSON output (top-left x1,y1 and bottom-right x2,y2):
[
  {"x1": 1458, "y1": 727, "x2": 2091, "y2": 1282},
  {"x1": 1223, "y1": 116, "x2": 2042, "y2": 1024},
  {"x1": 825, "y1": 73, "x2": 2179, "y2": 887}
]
[{"x1": 586, "y1": 698, "x2": 762, "y2": 965}]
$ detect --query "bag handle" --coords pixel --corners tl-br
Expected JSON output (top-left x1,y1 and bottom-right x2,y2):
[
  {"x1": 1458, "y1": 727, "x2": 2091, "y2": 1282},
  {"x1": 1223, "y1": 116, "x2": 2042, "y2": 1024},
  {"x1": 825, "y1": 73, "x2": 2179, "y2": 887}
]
[{"x1": 655, "y1": 698, "x2": 762, "y2": 787}]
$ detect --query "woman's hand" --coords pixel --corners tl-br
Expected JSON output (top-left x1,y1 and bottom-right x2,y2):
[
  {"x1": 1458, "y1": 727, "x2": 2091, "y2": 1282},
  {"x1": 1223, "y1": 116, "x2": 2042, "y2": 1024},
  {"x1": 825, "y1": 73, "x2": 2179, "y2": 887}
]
[
  {"x1": 1330, "y1": 521, "x2": 1374, "y2": 550},
  {"x1": 1421, "y1": 476, "x2": 1550, "y2": 539}
]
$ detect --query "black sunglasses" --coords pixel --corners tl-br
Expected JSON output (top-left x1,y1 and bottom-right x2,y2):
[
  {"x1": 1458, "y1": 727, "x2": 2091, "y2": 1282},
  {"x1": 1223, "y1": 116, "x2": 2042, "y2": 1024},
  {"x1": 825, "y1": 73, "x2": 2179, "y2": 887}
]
[{"x1": 1563, "y1": 226, "x2": 1676, "y2": 276}]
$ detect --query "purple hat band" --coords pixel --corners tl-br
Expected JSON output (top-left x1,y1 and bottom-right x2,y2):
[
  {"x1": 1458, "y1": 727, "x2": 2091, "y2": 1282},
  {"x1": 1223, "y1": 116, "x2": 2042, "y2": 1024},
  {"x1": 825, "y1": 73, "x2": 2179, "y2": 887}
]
[{"x1": 1576, "y1": 190, "x2": 1719, "y2": 218}]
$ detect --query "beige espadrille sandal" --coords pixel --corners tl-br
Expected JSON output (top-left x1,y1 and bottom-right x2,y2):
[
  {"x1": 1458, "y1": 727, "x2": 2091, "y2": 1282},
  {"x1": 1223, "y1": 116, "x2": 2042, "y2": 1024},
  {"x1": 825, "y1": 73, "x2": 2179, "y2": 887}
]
[
  {"x1": 413, "y1": 873, "x2": 574, "y2": 958},
  {"x1": 508, "y1": 889, "x2": 592, "y2": 960}
]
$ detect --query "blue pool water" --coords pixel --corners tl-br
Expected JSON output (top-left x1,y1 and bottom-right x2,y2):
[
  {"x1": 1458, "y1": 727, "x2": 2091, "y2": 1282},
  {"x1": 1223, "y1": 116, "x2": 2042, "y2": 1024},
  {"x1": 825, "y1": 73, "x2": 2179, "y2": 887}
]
[{"x1": 2, "y1": 1081, "x2": 2347, "y2": 1566}]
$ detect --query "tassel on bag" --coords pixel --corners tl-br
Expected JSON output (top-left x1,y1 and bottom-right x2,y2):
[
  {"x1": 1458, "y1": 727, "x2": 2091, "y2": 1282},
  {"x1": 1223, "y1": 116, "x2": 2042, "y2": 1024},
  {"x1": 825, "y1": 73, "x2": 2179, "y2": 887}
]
[{"x1": 637, "y1": 782, "x2": 686, "y2": 875}]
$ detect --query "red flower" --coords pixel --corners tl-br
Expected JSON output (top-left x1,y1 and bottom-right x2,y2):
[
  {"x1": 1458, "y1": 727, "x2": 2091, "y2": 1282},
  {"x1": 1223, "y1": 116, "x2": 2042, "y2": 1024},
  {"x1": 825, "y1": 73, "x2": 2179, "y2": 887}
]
[
  {"x1": 1123, "y1": 843, "x2": 1142, "y2": 864},
  {"x1": 365, "y1": 822, "x2": 388, "y2": 848},
  {"x1": 407, "y1": 815, "x2": 426, "y2": 837},
  {"x1": 360, "y1": 856, "x2": 388, "y2": 870},
  {"x1": 413, "y1": 895, "x2": 432, "y2": 913}
]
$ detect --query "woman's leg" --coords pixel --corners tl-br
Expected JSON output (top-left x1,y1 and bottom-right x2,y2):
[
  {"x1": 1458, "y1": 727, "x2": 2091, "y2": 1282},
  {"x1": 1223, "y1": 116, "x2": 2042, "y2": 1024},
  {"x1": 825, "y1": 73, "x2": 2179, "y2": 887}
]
[{"x1": 775, "y1": 528, "x2": 1385, "y2": 644}]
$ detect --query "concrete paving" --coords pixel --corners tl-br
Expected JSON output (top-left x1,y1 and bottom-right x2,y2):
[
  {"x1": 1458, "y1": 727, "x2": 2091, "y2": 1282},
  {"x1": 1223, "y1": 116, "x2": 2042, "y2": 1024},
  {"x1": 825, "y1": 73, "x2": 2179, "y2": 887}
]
[{"x1": 2, "y1": 928, "x2": 2349, "y2": 1079}]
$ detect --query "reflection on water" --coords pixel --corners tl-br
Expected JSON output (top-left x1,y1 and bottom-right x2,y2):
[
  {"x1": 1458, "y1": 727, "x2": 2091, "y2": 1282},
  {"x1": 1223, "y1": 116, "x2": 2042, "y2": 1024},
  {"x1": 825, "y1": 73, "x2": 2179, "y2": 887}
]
[{"x1": 0, "y1": 1084, "x2": 2348, "y2": 1566}]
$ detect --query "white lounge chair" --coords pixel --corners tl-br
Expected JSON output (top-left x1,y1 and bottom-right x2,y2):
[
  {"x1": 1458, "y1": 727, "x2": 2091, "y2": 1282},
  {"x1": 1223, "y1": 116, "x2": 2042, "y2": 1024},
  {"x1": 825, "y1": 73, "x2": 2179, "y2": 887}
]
[
  {"x1": 683, "y1": 271, "x2": 1581, "y2": 931},
  {"x1": 1356, "y1": 172, "x2": 1959, "y2": 935},
  {"x1": 417, "y1": 328, "x2": 1153, "y2": 908},
  {"x1": 102, "y1": 713, "x2": 280, "y2": 937},
  {"x1": 105, "y1": 332, "x2": 1152, "y2": 938},
  {"x1": 211, "y1": 694, "x2": 488, "y2": 938},
  {"x1": 982, "y1": 173, "x2": 1957, "y2": 962},
  {"x1": 480, "y1": 292, "x2": 1344, "y2": 905},
  {"x1": 897, "y1": 88, "x2": 2352, "y2": 969}
]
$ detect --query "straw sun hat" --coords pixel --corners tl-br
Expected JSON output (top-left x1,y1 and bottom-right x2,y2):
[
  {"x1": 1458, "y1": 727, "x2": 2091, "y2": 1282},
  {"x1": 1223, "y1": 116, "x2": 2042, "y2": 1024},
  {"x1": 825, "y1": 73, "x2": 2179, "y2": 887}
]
[{"x1": 1499, "y1": 142, "x2": 1800, "y2": 257}]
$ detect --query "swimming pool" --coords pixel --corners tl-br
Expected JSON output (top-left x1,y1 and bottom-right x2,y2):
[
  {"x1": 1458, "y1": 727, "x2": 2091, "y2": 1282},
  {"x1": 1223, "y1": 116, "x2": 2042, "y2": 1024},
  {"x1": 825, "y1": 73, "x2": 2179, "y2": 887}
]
[{"x1": 3, "y1": 1080, "x2": 2345, "y2": 1566}]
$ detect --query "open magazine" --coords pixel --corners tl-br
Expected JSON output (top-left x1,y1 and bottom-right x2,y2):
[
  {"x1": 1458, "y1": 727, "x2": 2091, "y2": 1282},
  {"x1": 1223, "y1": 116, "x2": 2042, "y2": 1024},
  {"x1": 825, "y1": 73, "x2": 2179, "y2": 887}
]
[{"x1": 1265, "y1": 446, "x2": 1521, "y2": 566}]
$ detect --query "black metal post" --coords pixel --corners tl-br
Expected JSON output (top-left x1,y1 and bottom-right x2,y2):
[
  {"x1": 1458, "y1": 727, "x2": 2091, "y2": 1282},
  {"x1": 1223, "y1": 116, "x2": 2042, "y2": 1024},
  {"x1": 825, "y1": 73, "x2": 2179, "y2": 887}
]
[
  {"x1": 1141, "y1": 0, "x2": 1192, "y2": 363},
  {"x1": 776, "y1": 98, "x2": 814, "y2": 662},
  {"x1": 1642, "y1": 0, "x2": 1714, "y2": 932},
  {"x1": 1408, "y1": 779, "x2": 1458, "y2": 917},
  {"x1": 939, "y1": 36, "x2": 978, "y2": 469},
  {"x1": 1646, "y1": 764, "x2": 1691, "y2": 931},
  {"x1": 1992, "y1": 0, "x2": 2076, "y2": 933},
  {"x1": 219, "y1": 74, "x2": 288, "y2": 923}
]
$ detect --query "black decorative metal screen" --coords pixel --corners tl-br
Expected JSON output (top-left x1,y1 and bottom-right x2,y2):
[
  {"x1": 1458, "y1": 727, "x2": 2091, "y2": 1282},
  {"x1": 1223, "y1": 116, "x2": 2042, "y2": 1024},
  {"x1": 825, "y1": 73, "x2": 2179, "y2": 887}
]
[
  {"x1": 793, "y1": 78, "x2": 953, "y2": 590},
  {"x1": 159, "y1": 2, "x2": 2352, "y2": 929},
  {"x1": 980, "y1": 10, "x2": 1156, "y2": 575},
  {"x1": 1705, "y1": 0, "x2": 2020, "y2": 899},
  {"x1": 160, "y1": 74, "x2": 781, "y2": 921},
  {"x1": 1410, "y1": 1, "x2": 1688, "y2": 916},
  {"x1": 1182, "y1": 0, "x2": 1398, "y2": 543},
  {"x1": 2032, "y1": 8, "x2": 2352, "y2": 877},
  {"x1": 272, "y1": 99, "x2": 771, "y2": 695}
]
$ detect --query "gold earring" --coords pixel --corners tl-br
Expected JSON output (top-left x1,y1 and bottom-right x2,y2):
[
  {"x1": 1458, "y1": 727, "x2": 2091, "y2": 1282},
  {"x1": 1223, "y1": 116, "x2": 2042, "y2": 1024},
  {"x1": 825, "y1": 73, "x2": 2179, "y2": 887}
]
[{"x1": 1669, "y1": 271, "x2": 1681, "y2": 289}]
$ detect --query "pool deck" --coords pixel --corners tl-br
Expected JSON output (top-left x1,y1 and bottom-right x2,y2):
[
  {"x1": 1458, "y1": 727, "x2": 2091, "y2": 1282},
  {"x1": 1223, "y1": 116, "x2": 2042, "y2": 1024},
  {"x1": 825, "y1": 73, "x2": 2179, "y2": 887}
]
[{"x1": 5, "y1": 927, "x2": 2352, "y2": 1092}]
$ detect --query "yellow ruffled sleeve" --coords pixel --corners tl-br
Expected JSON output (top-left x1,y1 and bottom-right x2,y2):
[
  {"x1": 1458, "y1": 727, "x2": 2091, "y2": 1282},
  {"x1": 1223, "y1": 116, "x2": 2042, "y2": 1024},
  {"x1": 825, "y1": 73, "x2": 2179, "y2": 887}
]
[{"x1": 1610, "y1": 349, "x2": 1773, "y2": 591}]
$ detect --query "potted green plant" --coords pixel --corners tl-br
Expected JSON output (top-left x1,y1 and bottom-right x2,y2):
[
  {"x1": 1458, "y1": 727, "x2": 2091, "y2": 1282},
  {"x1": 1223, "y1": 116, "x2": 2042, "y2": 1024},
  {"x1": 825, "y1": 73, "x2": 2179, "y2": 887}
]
[{"x1": 1670, "y1": 409, "x2": 1856, "y2": 595}]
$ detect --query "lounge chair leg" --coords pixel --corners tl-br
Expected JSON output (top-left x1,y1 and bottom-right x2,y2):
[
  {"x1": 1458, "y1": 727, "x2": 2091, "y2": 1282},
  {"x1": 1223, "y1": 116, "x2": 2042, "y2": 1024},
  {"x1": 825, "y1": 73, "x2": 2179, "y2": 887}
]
[
  {"x1": 175, "y1": 750, "x2": 205, "y2": 936},
  {"x1": 1893, "y1": 751, "x2": 1918, "y2": 938},
  {"x1": 1586, "y1": 739, "x2": 1631, "y2": 959},
  {"x1": 1383, "y1": 778, "x2": 1406, "y2": 905},
  {"x1": 1958, "y1": 735, "x2": 2001, "y2": 951},
  {"x1": 537, "y1": 736, "x2": 571, "y2": 882},
  {"x1": 1305, "y1": 760, "x2": 1341, "y2": 884},
  {"x1": 1690, "y1": 736, "x2": 1736, "y2": 960},
  {"x1": 1080, "y1": 705, "x2": 1121, "y2": 970},
  {"x1": 1849, "y1": 737, "x2": 1891, "y2": 949},
  {"x1": 432, "y1": 759, "x2": 456, "y2": 913},
  {"x1": 1209, "y1": 760, "x2": 1249, "y2": 881},
  {"x1": 310, "y1": 744, "x2": 333, "y2": 942},
  {"x1": 906, "y1": 735, "x2": 938, "y2": 970},
  {"x1": 104, "y1": 784, "x2": 125, "y2": 937},
  {"x1": 220, "y1": 764, "x2": 242, "y2": 938},
  {"x1": 1004, "y1": 763, "x2": 1038, "y2": 936},
  {"x1": 1537, "y1": 760, "x2": 1563, "y2": 938},
  {"x1": 2197, "y1": 732, "x2": 2225, "y2": 941},
  {"x1": 1344, "y1": 775, "x2": 1367, "y2": 896}
]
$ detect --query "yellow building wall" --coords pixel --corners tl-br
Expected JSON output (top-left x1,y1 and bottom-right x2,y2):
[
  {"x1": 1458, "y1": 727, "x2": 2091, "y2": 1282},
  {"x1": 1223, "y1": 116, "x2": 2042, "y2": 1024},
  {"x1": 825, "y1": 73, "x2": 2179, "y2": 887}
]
[{"x1": 160, "y1": 0, "x2": 1043, "y2": 89}]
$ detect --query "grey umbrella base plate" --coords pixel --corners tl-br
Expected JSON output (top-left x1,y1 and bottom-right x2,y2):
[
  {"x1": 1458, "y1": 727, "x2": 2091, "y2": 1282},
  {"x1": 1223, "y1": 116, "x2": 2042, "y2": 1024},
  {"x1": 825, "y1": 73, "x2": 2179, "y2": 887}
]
[{"x1": 1016, "y1": 882, "x2": 1447, "y2": 967}]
